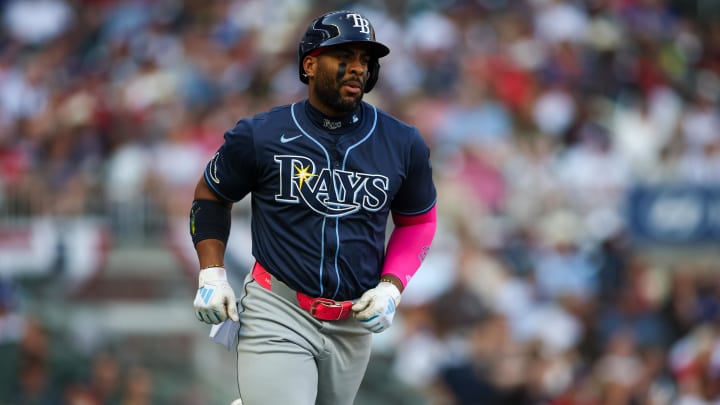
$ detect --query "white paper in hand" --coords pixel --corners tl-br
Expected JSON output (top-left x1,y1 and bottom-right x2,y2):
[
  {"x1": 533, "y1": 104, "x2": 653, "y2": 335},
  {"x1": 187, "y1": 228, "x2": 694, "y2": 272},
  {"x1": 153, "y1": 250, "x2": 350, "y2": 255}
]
[{"x1": 209, "y1": 319, "x2": 241, "y2": 351}]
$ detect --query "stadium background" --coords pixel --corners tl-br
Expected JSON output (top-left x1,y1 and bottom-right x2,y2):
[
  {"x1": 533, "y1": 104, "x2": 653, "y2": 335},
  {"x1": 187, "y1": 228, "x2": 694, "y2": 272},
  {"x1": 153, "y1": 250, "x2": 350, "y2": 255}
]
[{"x1": 0, "y1": 0, "x2": 719, "y2": 404}]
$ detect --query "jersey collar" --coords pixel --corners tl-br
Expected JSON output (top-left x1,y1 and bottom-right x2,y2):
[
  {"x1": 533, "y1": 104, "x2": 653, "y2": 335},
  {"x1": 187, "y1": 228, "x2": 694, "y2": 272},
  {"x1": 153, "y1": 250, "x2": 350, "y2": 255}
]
[{"x1": 304, "y1": 101, "x2": 363, "y2": 134}]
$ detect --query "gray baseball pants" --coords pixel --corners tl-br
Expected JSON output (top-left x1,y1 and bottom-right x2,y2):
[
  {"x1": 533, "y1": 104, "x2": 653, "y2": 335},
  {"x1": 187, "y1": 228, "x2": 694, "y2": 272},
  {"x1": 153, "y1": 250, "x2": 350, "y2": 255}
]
[{"x1": 235, "y1": 273, "x2": 372, "y2": 405}]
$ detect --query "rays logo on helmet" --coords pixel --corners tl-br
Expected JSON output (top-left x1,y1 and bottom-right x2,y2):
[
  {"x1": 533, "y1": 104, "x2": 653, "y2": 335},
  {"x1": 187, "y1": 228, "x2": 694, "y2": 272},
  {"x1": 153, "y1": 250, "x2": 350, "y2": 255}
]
[{"x1": 348, "y1": 13, "x2": 370, "y2": 34}]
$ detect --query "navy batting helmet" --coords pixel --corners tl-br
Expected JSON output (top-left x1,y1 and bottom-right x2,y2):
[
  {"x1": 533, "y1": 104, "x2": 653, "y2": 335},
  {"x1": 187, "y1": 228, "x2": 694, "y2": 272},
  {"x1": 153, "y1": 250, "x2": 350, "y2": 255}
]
[{"x1": 298, "y1": 10, "x2": 390, "y2": 92}]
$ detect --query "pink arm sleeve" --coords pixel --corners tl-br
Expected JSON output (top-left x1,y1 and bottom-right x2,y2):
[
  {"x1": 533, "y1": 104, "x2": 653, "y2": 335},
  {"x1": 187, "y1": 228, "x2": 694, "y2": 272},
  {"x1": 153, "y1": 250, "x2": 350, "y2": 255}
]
[{"x1": 381, "y1": 205, "x2": 437, "y2": 289}]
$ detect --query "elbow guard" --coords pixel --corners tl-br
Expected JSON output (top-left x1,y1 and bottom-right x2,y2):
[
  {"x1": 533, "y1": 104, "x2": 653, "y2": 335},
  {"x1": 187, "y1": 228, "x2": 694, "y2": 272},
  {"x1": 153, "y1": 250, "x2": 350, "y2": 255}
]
[{"x1": 190, "y1": 199, "x2": 232, "y2": 246}]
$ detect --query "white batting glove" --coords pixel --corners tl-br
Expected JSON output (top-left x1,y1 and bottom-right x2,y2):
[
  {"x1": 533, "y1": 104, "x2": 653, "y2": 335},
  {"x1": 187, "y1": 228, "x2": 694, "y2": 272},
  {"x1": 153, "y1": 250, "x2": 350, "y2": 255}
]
[
  {"x1": 193, "y1": 267, "x2": 239, "y2": 324},
  {"x1": 352, "y1": 282, "x2": 401, "y2": 333}
]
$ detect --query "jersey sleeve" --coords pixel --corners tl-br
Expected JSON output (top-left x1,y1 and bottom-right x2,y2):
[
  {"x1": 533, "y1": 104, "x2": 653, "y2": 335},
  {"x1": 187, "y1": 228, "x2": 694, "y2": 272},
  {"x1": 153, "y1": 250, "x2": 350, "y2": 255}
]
[
  {"x1": 391, "y1": 130, "x2": 437, "y2": 215},
  {"x1": 204, "y1": 120, "x2": 257, "y2": 202}
]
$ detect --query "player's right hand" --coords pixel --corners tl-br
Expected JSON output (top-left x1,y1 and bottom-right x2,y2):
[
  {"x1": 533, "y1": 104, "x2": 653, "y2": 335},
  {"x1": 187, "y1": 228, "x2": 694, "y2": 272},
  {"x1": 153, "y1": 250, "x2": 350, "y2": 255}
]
[{"x1": 193, "y1": 267, "x2": 240, "y2": 324}]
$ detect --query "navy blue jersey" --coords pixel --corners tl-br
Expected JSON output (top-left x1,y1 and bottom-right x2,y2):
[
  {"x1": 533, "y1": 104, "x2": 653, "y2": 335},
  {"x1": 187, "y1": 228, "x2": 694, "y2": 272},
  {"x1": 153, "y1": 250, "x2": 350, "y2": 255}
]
[{"x1": 205, "y1": 100, "x2": 436, "y2": 301}]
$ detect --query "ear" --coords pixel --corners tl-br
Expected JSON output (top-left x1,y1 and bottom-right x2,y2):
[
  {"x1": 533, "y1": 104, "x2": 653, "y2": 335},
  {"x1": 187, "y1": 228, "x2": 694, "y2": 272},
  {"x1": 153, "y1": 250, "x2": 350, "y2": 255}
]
[{"x1": 302, "y1": 55, "x2": 317, "y2": 79}]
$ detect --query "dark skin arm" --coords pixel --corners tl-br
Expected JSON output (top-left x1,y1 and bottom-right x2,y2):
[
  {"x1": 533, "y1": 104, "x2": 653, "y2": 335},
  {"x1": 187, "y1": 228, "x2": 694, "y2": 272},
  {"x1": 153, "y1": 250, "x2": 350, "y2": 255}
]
[
  {"x1": 380, "y1": 274, "x2": 404, "y2": 293},
  {"x1": 194, "y1": 176, "x2": 232, "y2": 269}
]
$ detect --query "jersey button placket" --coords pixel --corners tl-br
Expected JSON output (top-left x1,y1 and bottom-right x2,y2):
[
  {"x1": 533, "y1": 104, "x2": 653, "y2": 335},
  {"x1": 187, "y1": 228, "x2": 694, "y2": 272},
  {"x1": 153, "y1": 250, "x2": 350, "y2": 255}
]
[
  {"x1": 333, "y1": 145, "x2": 343, "y2": 169},
  {"x1": 323, "y1": 217, "x2": 339, "y2": 296}
]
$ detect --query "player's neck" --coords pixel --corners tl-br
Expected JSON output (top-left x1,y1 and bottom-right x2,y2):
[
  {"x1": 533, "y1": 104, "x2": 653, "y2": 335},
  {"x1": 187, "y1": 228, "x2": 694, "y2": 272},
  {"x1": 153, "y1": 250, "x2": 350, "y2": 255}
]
[{"x1": 305, "y1": 101, "x2": 362, "y2": 134}]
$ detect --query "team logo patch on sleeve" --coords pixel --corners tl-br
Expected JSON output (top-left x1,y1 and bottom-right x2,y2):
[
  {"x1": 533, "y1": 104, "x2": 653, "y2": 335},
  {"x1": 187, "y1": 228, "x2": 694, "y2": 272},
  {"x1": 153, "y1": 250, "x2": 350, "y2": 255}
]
[{"x1": 209, "y1": 153, "x2": 221, "y2": 184}]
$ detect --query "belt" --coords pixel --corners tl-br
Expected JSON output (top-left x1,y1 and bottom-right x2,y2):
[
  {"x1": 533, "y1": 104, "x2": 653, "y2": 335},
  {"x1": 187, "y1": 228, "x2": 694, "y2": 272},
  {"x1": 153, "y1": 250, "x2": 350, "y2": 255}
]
[{"x1": 251, "y1": 262, "x2": 353, "y2": 321}]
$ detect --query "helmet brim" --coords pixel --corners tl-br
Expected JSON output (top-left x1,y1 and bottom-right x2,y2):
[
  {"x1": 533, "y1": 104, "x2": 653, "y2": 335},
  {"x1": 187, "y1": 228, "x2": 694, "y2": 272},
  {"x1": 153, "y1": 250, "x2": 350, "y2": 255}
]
[{"x1": 307, "y1": 39, "x2": 390, "y2": 60}]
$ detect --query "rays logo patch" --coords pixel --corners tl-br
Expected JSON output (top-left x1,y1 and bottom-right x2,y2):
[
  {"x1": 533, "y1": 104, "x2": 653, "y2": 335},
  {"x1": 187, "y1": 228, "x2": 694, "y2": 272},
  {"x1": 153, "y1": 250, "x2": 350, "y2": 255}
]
[{"x1": 209, "y1": 153, "x2": 221, "y2": 184}]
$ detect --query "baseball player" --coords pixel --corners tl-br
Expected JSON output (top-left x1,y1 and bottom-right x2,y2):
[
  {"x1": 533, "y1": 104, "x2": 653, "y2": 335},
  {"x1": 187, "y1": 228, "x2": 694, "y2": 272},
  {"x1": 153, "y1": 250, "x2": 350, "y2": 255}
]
[{"x1": 190, "y1": 10, "x2": 437, "y2": 405}]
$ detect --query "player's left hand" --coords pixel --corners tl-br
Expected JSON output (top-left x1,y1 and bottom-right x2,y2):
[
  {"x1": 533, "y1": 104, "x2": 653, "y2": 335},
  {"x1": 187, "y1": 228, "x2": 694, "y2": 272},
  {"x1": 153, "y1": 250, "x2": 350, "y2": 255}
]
[{"x1": 352, "y1": 281, "x2": 401, "y2": 333}]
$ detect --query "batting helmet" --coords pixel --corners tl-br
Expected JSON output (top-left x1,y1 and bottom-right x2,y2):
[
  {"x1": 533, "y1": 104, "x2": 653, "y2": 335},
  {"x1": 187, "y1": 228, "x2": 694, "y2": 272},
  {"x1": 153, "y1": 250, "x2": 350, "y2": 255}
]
[{"x1": 298, "y1": 10, "x2": 390, "y2": 92}]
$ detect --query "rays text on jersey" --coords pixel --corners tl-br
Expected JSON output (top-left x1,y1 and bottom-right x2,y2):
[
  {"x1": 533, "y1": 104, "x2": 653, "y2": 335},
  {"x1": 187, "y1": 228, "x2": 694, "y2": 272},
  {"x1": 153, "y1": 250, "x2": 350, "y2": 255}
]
[{"x1": 274, "y1": 155, "x2": 389, "y2": 217}]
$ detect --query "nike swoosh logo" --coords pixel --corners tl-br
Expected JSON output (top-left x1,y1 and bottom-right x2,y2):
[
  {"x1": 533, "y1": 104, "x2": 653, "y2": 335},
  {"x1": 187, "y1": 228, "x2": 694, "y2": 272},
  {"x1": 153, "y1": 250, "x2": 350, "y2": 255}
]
[{"x1": 280, "y1": 134, "x2": 302, "y2": 143}]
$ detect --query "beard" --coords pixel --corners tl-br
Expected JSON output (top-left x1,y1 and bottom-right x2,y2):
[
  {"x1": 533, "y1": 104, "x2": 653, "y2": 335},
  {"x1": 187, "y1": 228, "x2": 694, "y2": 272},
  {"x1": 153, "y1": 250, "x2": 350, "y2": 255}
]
[{"x1": 313, "y1": 72, "x2": 364, "y2": 115}]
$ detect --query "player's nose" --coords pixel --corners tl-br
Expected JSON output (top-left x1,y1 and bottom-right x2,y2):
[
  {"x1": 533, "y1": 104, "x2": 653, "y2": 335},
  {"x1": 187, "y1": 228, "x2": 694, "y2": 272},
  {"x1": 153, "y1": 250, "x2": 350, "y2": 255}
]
[{"x1": 347, "y1": 58, "x2": 367, "y2": 77}]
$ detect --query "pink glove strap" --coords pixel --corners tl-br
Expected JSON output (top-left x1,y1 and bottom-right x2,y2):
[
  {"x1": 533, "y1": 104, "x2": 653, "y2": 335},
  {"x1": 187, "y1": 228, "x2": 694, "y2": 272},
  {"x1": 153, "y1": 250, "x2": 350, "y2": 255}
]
[{"x1": 381, "y1": 205, "x2": 437, "y2": 288}]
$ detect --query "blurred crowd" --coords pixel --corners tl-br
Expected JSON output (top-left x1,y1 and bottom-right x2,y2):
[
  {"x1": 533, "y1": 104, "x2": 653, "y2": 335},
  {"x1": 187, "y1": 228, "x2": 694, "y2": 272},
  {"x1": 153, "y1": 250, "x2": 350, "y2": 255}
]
[{"x1": 0, "y1": 0, "x2": 719, "y2": 404}]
